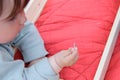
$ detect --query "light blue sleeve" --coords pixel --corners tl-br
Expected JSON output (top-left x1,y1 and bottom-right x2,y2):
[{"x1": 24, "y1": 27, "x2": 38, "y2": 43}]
[
  {"x1": 0, "y1": 48, "x2": 59, "y2": 80},
  {"x1": 11, "y1": 21, "x2": 48, "y2": 62},
  {"x1": 24, "y1": 57, "x2": 59, "y2": 80}
]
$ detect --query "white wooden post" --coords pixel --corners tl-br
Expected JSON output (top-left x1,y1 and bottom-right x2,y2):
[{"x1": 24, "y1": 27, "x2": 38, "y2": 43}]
[
  {"x1": 94, "y1": 7, "x2": 120, "y2": 80},
  {"x1": 24, "y1": 0, "x2": 47, "y2": 23}
]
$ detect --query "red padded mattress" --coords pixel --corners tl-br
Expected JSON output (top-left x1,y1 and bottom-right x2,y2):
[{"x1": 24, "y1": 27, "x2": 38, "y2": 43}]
[{"x1": 35, "y1": 0, "x2": 120, "y2": 80}]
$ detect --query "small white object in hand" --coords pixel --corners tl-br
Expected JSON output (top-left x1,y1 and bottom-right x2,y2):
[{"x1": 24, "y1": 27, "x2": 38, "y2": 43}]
[{"x1": 73, "y1": 43, "x2": 77, "y2": 50}]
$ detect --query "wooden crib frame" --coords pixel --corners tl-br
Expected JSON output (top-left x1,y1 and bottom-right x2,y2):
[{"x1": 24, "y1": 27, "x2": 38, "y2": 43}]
[
  {"x1": 25, "y1": 1, "x2": 120, "y2": 80},
  {"x1": 94, "y1": 7, "x2": 120, "y2": 80},
  {"x1": 24, "y1": 0, "x2": 47, "y2": 23}
]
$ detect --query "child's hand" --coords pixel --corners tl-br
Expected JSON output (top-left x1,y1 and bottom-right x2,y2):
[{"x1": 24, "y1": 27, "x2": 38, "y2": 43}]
[
  {"x1": 48, "y1": 44, "x2": 79, "y2": 73},
  {"x1": 53, "y1": 46, "x2": 79, "y2": 68}
]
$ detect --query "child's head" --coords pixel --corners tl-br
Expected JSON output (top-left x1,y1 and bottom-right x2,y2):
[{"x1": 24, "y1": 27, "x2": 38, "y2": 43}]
[{"x1": 0, "y1": 0, "x2": 29, "y2": 43}]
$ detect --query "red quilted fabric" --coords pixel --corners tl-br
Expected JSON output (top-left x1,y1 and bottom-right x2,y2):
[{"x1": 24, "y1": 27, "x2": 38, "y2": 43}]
[{"x1": 35, "y1": 0, "x2": 120, "y2": 80}]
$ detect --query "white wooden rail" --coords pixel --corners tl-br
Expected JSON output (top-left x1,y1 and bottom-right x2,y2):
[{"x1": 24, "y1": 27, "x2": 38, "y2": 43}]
[
  {"x1": 24, "y1": 0, "x2": 47, "y2": 23},
  {"x1": 94, "y1": 7, "x2": 120, "y2": 80}
]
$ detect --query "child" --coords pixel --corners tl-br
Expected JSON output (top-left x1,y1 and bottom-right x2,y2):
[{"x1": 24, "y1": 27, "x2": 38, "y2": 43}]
[{"x1": 0, "y1": 0, "x2": 79, "y2": 80}]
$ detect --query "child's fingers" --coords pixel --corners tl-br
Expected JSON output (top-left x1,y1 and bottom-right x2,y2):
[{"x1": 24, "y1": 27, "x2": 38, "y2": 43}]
[
  {"x1": 71, "y1": 47, "x2": 79, "y2": 56},
  {"x1": 62, "y1": 46, "x2": 77, "y2": 57},
  {"x1": 67, "y1": 47, "x2": 79, "y2": 61},
  {"x1": 62, "y1": 49, "x2": 72, "y2": 57},
  {"x1": 73, "y1": 48, "x2": 79, "y2": 60}
]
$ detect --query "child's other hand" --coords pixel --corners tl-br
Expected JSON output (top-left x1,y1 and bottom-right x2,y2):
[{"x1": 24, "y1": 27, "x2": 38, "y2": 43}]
[{"x1": 54, "y1": 46, "x2": 79, "y2": 68}]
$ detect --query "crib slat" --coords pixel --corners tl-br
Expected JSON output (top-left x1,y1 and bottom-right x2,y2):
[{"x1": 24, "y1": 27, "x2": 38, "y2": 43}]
[
  {"x1": 94, "y1": 7, "x2": 120, "y2": 80},
  {"x1": 24, "y1": 0, "x2": 47, "y2": 23}
]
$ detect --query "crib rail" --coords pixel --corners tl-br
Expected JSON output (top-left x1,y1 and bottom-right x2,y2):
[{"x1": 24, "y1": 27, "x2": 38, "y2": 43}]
[
  {"x1": 94, "y1": 7, "x2": 120, "y2": 80},
  {"x1": 24, "y1": 0, "x2": 47, "y2": 23}
]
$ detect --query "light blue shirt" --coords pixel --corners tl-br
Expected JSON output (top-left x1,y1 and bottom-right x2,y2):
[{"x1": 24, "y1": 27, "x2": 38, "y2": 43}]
[{"x1": 0, "y1": 21, "x2": 59, "y2": 80}]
